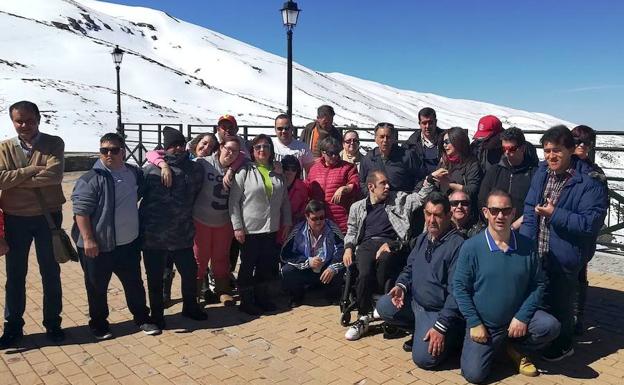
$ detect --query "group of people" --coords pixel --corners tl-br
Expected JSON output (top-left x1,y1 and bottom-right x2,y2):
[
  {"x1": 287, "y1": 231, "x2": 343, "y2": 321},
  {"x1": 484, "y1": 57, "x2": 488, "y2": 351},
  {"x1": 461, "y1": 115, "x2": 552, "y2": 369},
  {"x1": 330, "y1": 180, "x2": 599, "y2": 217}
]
[{"x1": 0, "y1": 100, "x2": 609, "y2": 383}]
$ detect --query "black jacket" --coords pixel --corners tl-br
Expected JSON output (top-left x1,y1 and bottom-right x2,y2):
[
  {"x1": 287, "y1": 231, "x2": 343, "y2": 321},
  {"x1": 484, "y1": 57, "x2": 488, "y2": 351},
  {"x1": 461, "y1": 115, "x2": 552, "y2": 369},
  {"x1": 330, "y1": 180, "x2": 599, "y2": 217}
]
[
  {"x1": 403, "y1": 128, "x2": 443, "y2": 176},
  {"x1": 470, "y1": 133, "x2": 503, "y2": 174},
  {"x1": 140, "y1": 152, "x2": 204, "y2": 250},
  {"x1": 477, "y1": 144, "x2": 539, "y2": 221},
  {"x1": 360, "y1": 145, "x2": 423, "y2": 192}
]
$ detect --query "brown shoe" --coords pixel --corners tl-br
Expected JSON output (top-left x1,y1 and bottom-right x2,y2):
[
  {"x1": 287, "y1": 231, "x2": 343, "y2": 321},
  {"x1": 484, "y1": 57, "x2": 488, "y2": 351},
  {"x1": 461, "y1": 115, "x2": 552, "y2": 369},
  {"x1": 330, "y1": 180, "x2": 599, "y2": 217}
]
[
  {"x1": 215, "y1": 278, "x2": 236, "y2": 306},
  {"x1": 506, "y1": 344, "x2": 538, "y2": 377}
]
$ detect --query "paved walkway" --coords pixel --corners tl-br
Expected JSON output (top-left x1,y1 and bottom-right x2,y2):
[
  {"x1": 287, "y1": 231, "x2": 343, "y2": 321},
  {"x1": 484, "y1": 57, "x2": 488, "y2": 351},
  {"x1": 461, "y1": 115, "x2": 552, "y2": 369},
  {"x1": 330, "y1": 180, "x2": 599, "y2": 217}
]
[{"x1": 1, "y1": 173, "x2": 624, "y2": 385}]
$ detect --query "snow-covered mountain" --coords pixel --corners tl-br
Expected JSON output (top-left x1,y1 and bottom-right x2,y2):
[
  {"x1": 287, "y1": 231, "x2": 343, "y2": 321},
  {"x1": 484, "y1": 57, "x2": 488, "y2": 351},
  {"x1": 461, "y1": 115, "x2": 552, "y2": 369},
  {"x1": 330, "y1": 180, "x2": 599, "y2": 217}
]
[{"x1": 1, "y1": 0, "x2": 580, "y2": 152}]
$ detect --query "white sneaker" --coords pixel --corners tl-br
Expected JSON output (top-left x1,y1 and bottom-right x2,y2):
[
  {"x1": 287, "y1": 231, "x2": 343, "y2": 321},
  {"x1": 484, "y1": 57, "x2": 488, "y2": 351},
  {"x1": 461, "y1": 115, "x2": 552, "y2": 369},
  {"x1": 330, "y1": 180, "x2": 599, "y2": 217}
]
[
  {"x1": 345, "y1": 315, "x2": 370, "y2": 341},
  {"x1": 372, "y1": 308, "x2": 381, "y2": 320}
]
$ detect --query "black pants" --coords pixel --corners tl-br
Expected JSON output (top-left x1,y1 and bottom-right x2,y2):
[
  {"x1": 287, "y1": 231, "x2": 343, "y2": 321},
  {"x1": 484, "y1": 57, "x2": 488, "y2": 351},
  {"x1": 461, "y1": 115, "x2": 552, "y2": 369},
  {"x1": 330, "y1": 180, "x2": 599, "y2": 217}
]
[
  {"x1": 229, "y1": 238, "x2": 240, "y2": 273},
  {"x1": 143, "y1": 248, "x2": 198, "y2": 323},
  {"x1": 355, "y1": 238, "x2": 407, "y2": 315},
  {"x1": 544, "y1": 263, "x2": 580, "y2": 352},
  {"x1": 575, "y1": 262, "x2": 589, "y2": 319},
  {"x1": 281, "y1": 264, "x2": 343, "y2": 298},
  {"x1": 79, "y1": 239, "x2": 150, "y2": 330},
  {"x1": 4, "y1": 213, "x2": 63, "y2": 332},
  {"x1": 237, "y1": 232, "x2": 277, "y2": 289}
]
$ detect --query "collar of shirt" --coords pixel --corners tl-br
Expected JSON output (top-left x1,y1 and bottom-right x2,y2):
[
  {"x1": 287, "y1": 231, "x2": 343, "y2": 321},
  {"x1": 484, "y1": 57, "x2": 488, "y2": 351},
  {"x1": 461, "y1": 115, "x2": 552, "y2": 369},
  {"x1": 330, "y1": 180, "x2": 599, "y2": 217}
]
[
  {"x1": 485, "y1": 228, "x2": 518, "y2": 252},
  {"x1": 19, "y1": 132, "x2": 41, "y2": 155},
  {"x1": 421, "y1": 133, "x2": 436, "y2": 148}
]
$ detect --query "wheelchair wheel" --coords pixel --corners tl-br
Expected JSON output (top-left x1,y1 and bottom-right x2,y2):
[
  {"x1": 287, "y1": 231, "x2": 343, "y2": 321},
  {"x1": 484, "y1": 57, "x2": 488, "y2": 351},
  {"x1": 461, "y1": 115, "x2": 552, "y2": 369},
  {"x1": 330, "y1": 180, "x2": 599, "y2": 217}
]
[{"x1": 340, "y1": 311, "x2": 351, "y2": 327}]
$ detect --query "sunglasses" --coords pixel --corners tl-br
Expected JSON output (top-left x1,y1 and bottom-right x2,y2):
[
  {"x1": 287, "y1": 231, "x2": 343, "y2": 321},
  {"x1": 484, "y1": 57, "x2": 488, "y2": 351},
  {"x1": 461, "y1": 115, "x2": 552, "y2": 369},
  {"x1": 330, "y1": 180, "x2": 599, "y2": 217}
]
[
  {"x1": 276, "y1": 126, "x2": 292, "y2": 132},
  {"x1": 308, "y1": 215, "x2": 326, "y2": 222},
  {"x1": 502, "y1": 144, "x2": 519, "y2": 153},
  {"x1": 344, "y1": 139, "x2": 359, "y2": 145},
  {"x1": 443, "y1": 139, "x2": 451, "y2": 145},
  {"x1": 323, "y1": 150, "x2": 340, "y2": 157},
  {"x1": 100, "y1": 147, "x2": 121, "y2": 155},
  {"x1": 253, "y1": 144, "x2": 271, "y2": 151},
  {"x1": 486, "y1": 207, "x2": 513, "y2": 216},
  {"x1": 573, "y1": 138, "x2": 593, "y2": 147},
  {"x1": 450, "y1": 200, "x2": 470, "y2": 208}
]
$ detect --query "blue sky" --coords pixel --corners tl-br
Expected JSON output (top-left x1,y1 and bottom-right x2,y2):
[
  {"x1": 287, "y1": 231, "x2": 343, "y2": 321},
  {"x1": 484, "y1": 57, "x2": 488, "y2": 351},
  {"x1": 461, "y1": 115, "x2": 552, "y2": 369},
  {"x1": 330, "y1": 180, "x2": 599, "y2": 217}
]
[{"x1": 106, "y1": 0, "x2": 624, "y2": 130}]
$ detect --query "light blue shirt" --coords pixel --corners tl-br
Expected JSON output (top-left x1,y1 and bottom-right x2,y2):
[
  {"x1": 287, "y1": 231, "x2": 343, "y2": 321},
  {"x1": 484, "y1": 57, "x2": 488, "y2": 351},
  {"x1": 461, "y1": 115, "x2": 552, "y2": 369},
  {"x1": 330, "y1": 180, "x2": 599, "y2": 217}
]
[{"x1": 108, "y1": 165, "x2": 139, "y2": 246}]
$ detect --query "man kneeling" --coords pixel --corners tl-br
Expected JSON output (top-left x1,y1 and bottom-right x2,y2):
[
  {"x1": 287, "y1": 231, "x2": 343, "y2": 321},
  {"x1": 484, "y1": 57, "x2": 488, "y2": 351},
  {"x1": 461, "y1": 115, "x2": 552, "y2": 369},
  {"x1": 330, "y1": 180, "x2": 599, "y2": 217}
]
[
  {"x1": 377, "y1": 192, "x2": 465, "y2": 368},
  {"x1": 453, "y1": 190, "x2": 560, "y2": 383},
  {"x1": 281, "y1": 200, "x2": 344, "y2": 308}
]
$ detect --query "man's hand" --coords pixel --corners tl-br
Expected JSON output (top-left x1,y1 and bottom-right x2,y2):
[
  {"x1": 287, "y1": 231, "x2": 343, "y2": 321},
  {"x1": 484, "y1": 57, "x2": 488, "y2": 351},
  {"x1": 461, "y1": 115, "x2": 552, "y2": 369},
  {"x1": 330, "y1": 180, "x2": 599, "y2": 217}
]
[
  {"x1": 470, "y1": 324, "x2": 489, "y2": 344},
  {"x1": 0, "y1": 238, "x2": 9, "y2": 256},
  {"x1": 161, "y1": 164, "x2": 172, "y2": 188},
  {"x1": 27, "y1": 165, "x2": 46, "y2": 176},
  {"x1": 310, "y1": 256, "x2": 323, "y2": 270},
  {"x1": 507, "y1": 318, "x2": 528, "y2": 338},
  {"x1": 423, "y1": 328, "x2": 445, "y2": 357},
  {"x1": 83, "y1": 238, "x2": 99, "y2": 258},
  {"x1": 511, "y1": 215, "x2": 524, "y2": 230},
  {"x1": 331, "y1": 185, "x2": 351, "y2": 204},
  {"x1": 388, "y1": 286, "x2": 404, "y2": 309},
  {"x1": 535, "y1": 198, "x2": 555, "y2": 218},
  {"x1": 320, "y1": 268, "x2": 335, "y2": 284},
  {"x1": 343, "y1": 248, "x2": 353, "y2": 267},
  {"x1": 234, "y1": 229, "x2": 245, "y2": 244},
  {"x1": 375, "y1": 242, "x2": 391, "y2": 260}
]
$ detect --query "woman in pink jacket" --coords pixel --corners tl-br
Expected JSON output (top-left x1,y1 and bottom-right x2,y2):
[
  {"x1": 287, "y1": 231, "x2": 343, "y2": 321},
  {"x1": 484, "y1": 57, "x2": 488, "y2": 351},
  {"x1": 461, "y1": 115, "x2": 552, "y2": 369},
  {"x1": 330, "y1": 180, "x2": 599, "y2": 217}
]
[{"x1": 306, "y1": 137, "x2": 359, "y2": 234}]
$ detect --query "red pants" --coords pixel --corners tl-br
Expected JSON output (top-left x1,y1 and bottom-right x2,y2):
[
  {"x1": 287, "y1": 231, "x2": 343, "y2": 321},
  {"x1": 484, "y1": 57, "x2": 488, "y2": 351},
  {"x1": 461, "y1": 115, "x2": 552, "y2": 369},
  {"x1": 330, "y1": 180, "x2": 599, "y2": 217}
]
[{"x1": 193, "y1": 220, "x2": 234, "y2": 280}]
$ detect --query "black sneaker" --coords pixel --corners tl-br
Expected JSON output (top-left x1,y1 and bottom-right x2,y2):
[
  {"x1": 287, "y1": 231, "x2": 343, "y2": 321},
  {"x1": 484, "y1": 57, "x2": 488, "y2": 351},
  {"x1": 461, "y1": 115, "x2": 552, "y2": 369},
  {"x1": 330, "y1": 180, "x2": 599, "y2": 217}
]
[
  {"x1": 573, "y1": 316, "x2": 584, "y2": 336},
  {"x1": 182, "y1": 308, "x2": 208, "y2": 321},
  {"x1": 402, "y1": 337, "x2": 414, "y2": 352},
  {"x1": 0, "y1": 330, "x2": 23, "y2": 349},
  {"x1": 91, "y1": 327, "x2": 113, "y2": 341},
  {"x1": 139, "y1": 323, "x2": 161, "y2": 336},
  {"x1": 542, "y1": 345, "x2": 575, "y2": 362},
  {"x1": 289, "y1": 295, "x2": 304, "y2": 308},
  {"x1": 46, "y1": 327, "x2": 65, "y2": 343}
]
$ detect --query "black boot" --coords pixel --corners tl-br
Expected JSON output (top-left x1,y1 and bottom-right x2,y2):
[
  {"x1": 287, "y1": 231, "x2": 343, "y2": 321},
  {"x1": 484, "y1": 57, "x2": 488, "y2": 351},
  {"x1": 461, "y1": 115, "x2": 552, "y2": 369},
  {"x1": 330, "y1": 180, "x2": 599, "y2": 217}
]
[
  {"x1": 254, "y1": 283, "x2": 277, "y2": 312},
  {"x1": 163, "y1": 268, "x2": 175, "y2": 307},
  {"x1": 239, "y1": 288, "x2": 262, "y2": 315}
]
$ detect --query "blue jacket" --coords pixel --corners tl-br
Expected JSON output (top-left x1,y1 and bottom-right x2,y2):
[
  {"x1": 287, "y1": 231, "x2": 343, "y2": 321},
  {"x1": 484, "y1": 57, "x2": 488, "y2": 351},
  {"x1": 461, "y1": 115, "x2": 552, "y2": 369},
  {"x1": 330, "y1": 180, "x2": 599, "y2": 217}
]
[
  {"x1": 520, "y1": 157, "x2": 608, "y2": 273},
  {"x1": 280, "y1": 219, "x2": 345, "y2": 273},
  {"x1": 395, "y1": 228, "x2": 465, "y2": 334},
  {"x1": 71, "y1": 160, "x2": 144, "y2": 253}
]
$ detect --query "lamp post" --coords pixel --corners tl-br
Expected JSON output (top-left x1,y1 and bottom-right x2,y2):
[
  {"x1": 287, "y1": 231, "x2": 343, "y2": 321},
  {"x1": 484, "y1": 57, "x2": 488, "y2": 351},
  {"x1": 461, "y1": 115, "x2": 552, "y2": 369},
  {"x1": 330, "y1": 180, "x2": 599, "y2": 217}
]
[
  {"x1": 111, "y1": 45, "x2": 124, "y2": 136},
  {"x1": 281, "y1": 1, "x2": 301, "y2": 124}
]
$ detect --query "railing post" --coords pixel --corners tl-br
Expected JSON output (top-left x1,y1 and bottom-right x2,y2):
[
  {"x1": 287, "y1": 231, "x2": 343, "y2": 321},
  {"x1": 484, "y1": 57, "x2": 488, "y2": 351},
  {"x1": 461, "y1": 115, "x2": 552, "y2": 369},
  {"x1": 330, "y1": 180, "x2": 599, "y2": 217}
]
[{"x1": 138, "y1": 124, "x2": 143, "y2": 166}]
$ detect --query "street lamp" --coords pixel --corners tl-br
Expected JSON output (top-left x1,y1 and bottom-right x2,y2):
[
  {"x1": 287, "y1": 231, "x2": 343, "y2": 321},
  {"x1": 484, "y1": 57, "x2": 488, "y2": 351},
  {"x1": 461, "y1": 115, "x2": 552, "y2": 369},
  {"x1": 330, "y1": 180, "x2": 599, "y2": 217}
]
[
  {"x1": 281, "y1": 1, "x2": 301, "y2": 124},
  {"x1": 111, "y1": 45, "x2": 124, "y2": 136}
]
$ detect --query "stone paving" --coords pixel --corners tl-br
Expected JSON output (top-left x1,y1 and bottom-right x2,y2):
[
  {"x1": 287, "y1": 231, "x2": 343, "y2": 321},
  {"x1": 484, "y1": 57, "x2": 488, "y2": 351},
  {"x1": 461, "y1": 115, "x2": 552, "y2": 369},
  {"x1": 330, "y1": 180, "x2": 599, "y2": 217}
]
[{"x1": 1, "y1": 172, "x2": 624, "y2": 385}]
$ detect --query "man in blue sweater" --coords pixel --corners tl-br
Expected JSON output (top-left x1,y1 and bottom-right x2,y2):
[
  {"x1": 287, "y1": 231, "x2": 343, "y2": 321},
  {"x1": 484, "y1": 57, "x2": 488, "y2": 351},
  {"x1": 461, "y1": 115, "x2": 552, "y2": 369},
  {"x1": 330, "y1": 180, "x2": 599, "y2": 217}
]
[
  {"x1": 520, "y1": 125, "x2": 607, "y2": 361},
  {"x1": 376, "y1": 192, "x2": 465, "y2": 369},
  {"x1": 454, "y1": 190, "x2": 560, "y2": 383}
]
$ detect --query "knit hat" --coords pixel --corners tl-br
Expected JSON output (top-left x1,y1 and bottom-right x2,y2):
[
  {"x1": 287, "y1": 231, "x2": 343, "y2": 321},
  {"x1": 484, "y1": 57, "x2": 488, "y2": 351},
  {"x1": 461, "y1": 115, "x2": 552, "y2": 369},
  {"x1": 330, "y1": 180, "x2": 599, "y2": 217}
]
[
  {"x1": 218, "y1": 114, "x2": 238, "y2": 128},
  {"x1": 162, "y1": 126, "x2": 186, "y2": 149},
  {"x1": 474, "y1": 115, "x2": 503, "y2": 139}
]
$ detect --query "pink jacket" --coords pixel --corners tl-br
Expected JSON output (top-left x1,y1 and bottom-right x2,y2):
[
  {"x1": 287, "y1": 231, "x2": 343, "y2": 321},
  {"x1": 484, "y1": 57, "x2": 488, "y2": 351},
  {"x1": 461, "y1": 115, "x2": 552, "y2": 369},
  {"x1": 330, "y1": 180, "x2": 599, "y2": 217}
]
[
  {"x1": 277, "y1": 178, "x2": 309, "y2": 243},
  {"x1": 306, "y1": 159, "x2": 359, "y2": 234}
]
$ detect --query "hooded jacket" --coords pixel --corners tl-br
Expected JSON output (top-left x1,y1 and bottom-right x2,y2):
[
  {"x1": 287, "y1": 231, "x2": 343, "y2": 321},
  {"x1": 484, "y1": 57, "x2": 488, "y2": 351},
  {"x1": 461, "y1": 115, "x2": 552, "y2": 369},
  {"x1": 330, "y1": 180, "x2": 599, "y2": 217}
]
[
  {"x1": 470, "y1": 132, "x2": 504, "y2": 174},
  {"x1": 140, "y1": 152, "x2": 204, "y2": 250},
  {"x1": 520, "y1": 157, "x2": 608, "y2": 273},
  {"x1": 71, "y1": 160, "x2": 144, "y2": 253},
  {"x1": 477, "y1": 142, "x2": 539, "y2": 221}
]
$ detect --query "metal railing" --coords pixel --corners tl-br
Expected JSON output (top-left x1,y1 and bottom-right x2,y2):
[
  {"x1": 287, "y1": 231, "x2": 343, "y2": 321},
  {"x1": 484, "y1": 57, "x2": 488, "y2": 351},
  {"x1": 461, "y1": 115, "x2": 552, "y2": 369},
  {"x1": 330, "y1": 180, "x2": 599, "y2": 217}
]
[{"x1": 122, "y1": 123, "x2": 624, "y2": 250}]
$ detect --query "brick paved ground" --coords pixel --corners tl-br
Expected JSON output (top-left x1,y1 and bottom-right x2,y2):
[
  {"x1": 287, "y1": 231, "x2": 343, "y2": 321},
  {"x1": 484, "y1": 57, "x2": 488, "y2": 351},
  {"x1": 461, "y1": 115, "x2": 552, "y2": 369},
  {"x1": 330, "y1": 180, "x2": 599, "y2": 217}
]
[{"x1": 1, "y1": 172, "x2": 624, "y2": 385}]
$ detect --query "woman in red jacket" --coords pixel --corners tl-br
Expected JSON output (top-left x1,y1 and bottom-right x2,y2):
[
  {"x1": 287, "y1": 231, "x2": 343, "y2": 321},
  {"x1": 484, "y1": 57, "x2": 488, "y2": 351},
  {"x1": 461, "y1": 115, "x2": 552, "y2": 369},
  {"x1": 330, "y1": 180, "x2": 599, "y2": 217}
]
[
  {"x1": 277, "y1": 155, "x2": 309, "y2": 244},
  {"x1": 306, "y1": 137, "x2": 359, "y2": 234}
]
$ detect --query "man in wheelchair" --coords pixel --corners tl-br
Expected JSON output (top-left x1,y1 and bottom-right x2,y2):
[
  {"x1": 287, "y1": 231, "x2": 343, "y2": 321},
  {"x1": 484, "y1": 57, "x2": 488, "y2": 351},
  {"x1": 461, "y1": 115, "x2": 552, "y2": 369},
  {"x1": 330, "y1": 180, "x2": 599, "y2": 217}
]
[{"x1": 342, "y1": 170, "x2": 433, "y2": 341}]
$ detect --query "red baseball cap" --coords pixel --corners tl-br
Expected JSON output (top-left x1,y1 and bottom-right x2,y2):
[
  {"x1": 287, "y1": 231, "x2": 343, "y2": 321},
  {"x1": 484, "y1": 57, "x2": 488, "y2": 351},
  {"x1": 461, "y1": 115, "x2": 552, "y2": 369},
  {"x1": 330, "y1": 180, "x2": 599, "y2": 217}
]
[
  {"x1": 217, "y1": 114, "x2": 238, "y2": 128},
  {"x1": 474, "y1": 115, "x2": 503, "y2": 139}
]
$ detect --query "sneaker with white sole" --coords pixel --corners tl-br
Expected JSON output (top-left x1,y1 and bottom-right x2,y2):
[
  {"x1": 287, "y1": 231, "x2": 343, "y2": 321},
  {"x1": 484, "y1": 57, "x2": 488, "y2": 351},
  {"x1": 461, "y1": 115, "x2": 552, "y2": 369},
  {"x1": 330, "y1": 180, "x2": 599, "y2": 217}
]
[
  {"x1": 372, "y1": 308, "x2": 381, "y2": 320},
  {"x1": 345, "y1": 315, "x2": 370, "y2": 341},
  {"x1": 139, "y1": 323, "x2": 161, "y2": 336}
]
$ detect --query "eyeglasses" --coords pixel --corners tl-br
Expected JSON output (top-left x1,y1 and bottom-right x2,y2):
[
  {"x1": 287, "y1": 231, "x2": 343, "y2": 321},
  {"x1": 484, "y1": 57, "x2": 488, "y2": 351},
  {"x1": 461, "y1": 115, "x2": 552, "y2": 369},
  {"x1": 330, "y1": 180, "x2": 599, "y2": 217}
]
[
  {"x1": 308, "y1": 215, "x2": 326, "y2": 222},
  {"x1": 253, "y1": 144, "x2": 271, "y2": 151},
  {"x1": 486, "y1": 207, "x2": 513, "y2": 216},
  {"x1": 100, "y1": 147, "x2": 121, "y2": 155},
  {"x1": 443, "y1": 139, "x2": 451, "y2": 146},
  {"x1": 502, "y1": 144, "x2": 519, "y2": 153},
  {"x1": 323, "y1": 150, "x2": 340, "y2": 157},
  {"x1": 450, "y1": 200, "x2": 470, "y2": 208},
  {"x1": 344, "y1": 139, "x2": 359, "y2": 145},
  {"x1": 573, "y1": 138, "x2": 593, "y2": 147},
  {"x1": 222, "y1": 146, "x2": 237, "y2": 154},
  {"x1": 276, "y1": 126, "x2": 292, "y2": 132}
]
